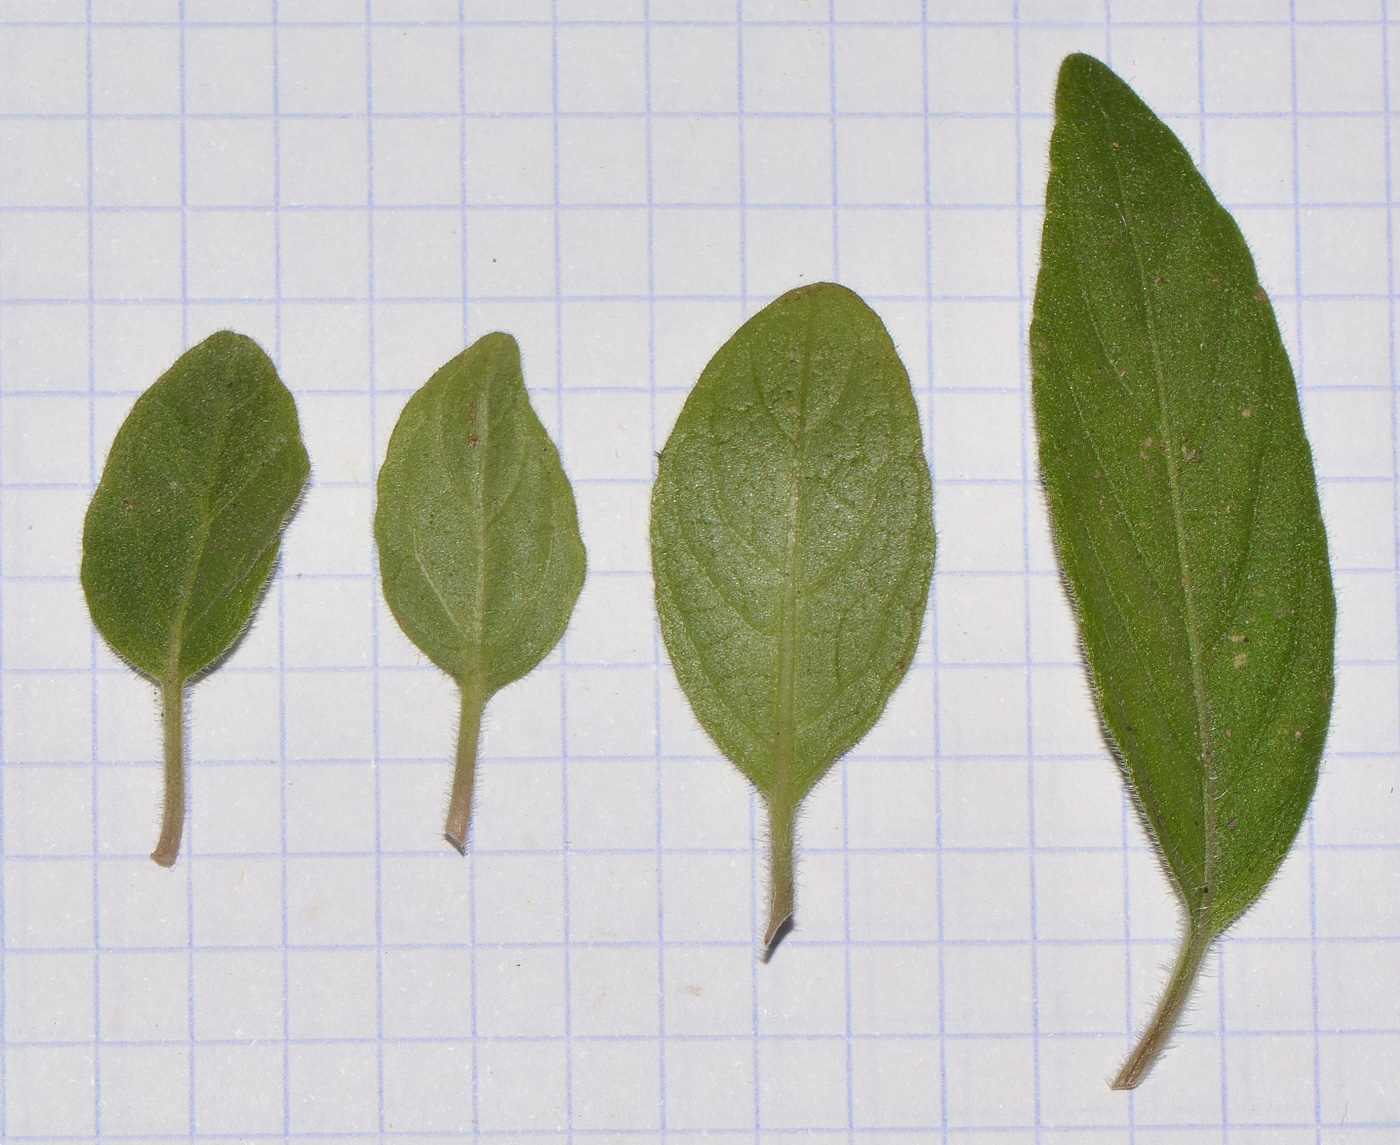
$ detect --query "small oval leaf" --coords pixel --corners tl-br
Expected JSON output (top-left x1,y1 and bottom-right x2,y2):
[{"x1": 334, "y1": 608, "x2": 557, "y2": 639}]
[
  {"x1": 651, "y1": 282, "x2": 936, "y2": 954},
  {"x1": 375, "y1": 332, "x2": 586, "y2": 852},
  {"x1": 81, "y1": 330, "x2": 310, "y2": 866},
  {"x1": 1031, "y1": 54, "x2": 1335, "y2": 1087}
]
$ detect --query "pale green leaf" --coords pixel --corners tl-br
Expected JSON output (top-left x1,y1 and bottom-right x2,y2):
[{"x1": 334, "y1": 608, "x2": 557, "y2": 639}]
[
  {"x1": 651, "y1": 282, "x2": 936, "y2": 954},
  {"x1": 81, "y1": 330, "x2": 310, "y2": 866},
  {"x1": 1031, "y1": 54, "x2": 1335, "y2": 1087},
  {"x1": 375, "y1": 332, "x2": 586, "y2": 851}
]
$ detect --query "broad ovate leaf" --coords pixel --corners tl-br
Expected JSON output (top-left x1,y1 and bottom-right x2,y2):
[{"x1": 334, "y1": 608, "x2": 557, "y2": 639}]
[
  {"x1": 82, "y1": 330, "x2": 310, "y2": 866},
  {"x1": 651, "y1": 282, "x2": 935, "y2": 955},
  {"x1": 375, "y1": 332, "x2": 585, "y2": 851},
  {"x1": 1031, "y1": 54, "x2": 1335, "y2": 1087}
]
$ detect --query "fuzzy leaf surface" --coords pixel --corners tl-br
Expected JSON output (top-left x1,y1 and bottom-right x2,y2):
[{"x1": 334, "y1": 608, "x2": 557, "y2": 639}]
[
  {"x1": 375, "y1": 332, "x2": 585, "y2": 698},
  {"x1": 1031, "y1": 54, "x2": 1335, "y2": 1083},
  {"x1": 652, "y1": 282, "x2": 934, "y2": 809},
  {"x1": 81, "y1": 330, "x2": 310, "y2": 683}
]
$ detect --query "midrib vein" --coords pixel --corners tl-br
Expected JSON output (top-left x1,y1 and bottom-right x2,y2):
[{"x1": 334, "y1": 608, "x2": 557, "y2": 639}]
[
  {"x1": 466, "y1": 366, "x2": 491, "y2": 682},
  {"x1": 166, "y1": 397, "x2": 235, "y2": 679},
  {"x1": 1096, "y1": 106, "x2": 1218, "y2": 916},
  {"x1": 771, "y1": 318, "x2": 814, "y2": 803}
]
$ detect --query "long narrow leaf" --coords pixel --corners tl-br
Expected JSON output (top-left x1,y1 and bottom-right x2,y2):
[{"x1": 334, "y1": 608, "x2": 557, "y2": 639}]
[{"x1": 1031, "y1": 54, "x2": 1335, "y2": 1087}]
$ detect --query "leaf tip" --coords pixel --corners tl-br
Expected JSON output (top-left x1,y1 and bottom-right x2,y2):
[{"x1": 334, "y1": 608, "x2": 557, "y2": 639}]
[
  {"x1": 474, "y1": 329, "x2": 520, "y2": 355},
  {"x1": 1058, "y1": 51, "x2": 1104, "y2": 77},
  {"x1": 471, "y1": 330, "x2": 522, "y2": 376},
  {"x1": 1054, "y1": 51, "x2": 1127, "y2": 120}
]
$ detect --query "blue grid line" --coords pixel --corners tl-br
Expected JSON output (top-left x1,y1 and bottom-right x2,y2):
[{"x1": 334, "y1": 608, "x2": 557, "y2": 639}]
[
  {"x1": 3, "y1": 102, "x2": 1396, "y2": 121},
  {"x1": 736, "y1": 5, "x2": 761, "y2": 1140},
  {"x1": 9, "y1": 836, "x2": 1400, "y2": 859},
  {"x1": 18, "y1": 289, "x2": 1400, "y2": 305},
  {"x1": 455, "y1": 5, "x2": 483, "y2": 1142},
  {"x1": 363, "y1": 3, "x2": 389, "y2": 1137},
  {"x1": 22, "y1": 196, "x2": 1400, "y2": 211},
  {"x1": 1288, "y1": 6, "x2": 1322, "y2": 1137},
  {"x1": 6, "y1": 13, "x2": 1400, "y2": 22},
  {"x1": 15, "y1": 1024, "x2": 1388, "y2": 1047},
  {"x1": 30, "y1": 200, "x2": 1400, "y2": 216},
  {"x1": 272, "y1": 0, "x2": 294, "y2": 1136},
  {"x1": 1014, "y1": 3, "x2": 1044, "y2": 1139},
  {"x1": 177, "y1": 8, "x2": 199, "y2": 1139},
  {"x1": 0, "y1": 35, "x2": 6, "y2": 1138},
  {"x1": 641, "y1": 1, "x2": 669, "y2": 1138},
  {"x1": 4, "y1": 15, "x2": 1395, "y2": 28},
  {"x1": 15, "y1": 743, "x2": 1400, "y2": 768},
  {"x1": 5, "y1": 106, "x2": 1398, "y2": 119},
  {"x1": 8, "y1": 932, "x2": 1399, "y2": 954},
  {"x1": 549, "y1": 5, "x2": 578, "y2": 1139},
  {"x1": 922, "y1": 0, "x2": 951, "y2": 1137},
  {"x1": 3, "y1": 1124, "x2": 1400, "y2": 1140},
  {"x1": 0, "y1": 4, "x2": 1396, "y2": 1139},
  {"x1": 1387, "y1": 0, "x2": 1400, "y2": 1126},
  {"x1": 85, "y1": 3, "x2": 103, "y2": 1138}
]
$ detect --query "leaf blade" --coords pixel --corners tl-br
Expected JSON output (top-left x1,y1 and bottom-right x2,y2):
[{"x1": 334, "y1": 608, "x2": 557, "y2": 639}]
[
  {"x1": 374, "y1": 332, "x2": 586, "y2": 848},
  {"x1": 1031, "y1": 54, "x2": 1335, "y2": 1085},
  {"x1": 81, "y1": 330, "x2": 309, "y2": 683},
  {"x1": 81, "y1": 330, "x2": 310, "y2": 865},
  {"x1": 651, "y1": 282, "x2": 936, "y2": 949}
]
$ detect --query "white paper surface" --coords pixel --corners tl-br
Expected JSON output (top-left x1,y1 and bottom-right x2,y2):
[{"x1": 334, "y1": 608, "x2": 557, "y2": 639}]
[{"x1": 0, "y1": 0, "x2": 1396, "y2": 1139}]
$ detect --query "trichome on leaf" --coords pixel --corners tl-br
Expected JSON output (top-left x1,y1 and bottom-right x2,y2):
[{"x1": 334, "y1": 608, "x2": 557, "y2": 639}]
[
  {"x1": 651, "y1": 282, "x2": 936, "y2": 958},
  {"x1": 81, "y1": 331, "x2": 310, "y2": 868},
  {"x1": 375, "y1": 333, "x2": 585, "y2": 852},
  {"x1": 1031, "y1": 54, "x2": 1335, "y2": 1088}
]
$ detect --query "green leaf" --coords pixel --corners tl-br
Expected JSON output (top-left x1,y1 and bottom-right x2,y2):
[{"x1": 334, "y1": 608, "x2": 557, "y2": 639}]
[
  {"x1": 81, "y1": 330, "x2": 310, "y2": 867},
  {"x1": 375, "y1": 332, "x2": 586, "y2": 852},
  {"x1": 1031, "y1": 54, "x2": 1335, "y2": 1088},
  {"x1": 651, "y1": 282, "x2": 936, "y2": 955}
]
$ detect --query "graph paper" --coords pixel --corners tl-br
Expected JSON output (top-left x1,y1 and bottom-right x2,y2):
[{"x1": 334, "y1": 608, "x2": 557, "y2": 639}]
[{"x1": 0, "y1": 0, "x2": 1395, "y2": 1139}]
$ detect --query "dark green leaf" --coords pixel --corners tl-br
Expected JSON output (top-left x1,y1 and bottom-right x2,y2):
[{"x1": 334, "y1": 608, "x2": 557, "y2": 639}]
[
  {"x1": 1031, "y1": 54, "x2": 1335, "y2": 1087},
  {"x1": 82, "y1": 330, "x2": 310, "y2": 866},
  {"x1": 651, "y1": 282, "x2": 936, "y2": 955},
  {"x1": 375, "y1": 332, "x2": 586, "y2": 852}
]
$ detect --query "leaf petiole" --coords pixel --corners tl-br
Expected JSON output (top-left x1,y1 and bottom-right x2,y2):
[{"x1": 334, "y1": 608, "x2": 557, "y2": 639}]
[
  {"x1": 763, "y1": 794, "x2": 796, "y2": 955},
  {"x1": 151, "y1": 675, "x2": 186, "y2": 869},
  {"x1": 1113, "y1": 922, "x2": 1212, "y2": 1089},
  {"x1": 375, "y1": 334, "x2": 585, "y2": 854},
  {"x1": 445, "y1": 671, "x2": 486, "y2": 854}
]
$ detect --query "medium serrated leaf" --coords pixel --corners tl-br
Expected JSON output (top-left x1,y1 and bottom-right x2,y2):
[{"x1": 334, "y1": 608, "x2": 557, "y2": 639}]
[
  {"x1": 375, "y1": 332, "x2": 586, "y2": 852},
  {"x1": 651, "y1": 282, "x2": 935, "y2": 955},
  {"x1": 81, "y1": 330, "x2": 310, "y2": 867},
  {"x1": 1031, "y1": 54, "x2": 1335, "y2": 1087}
]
